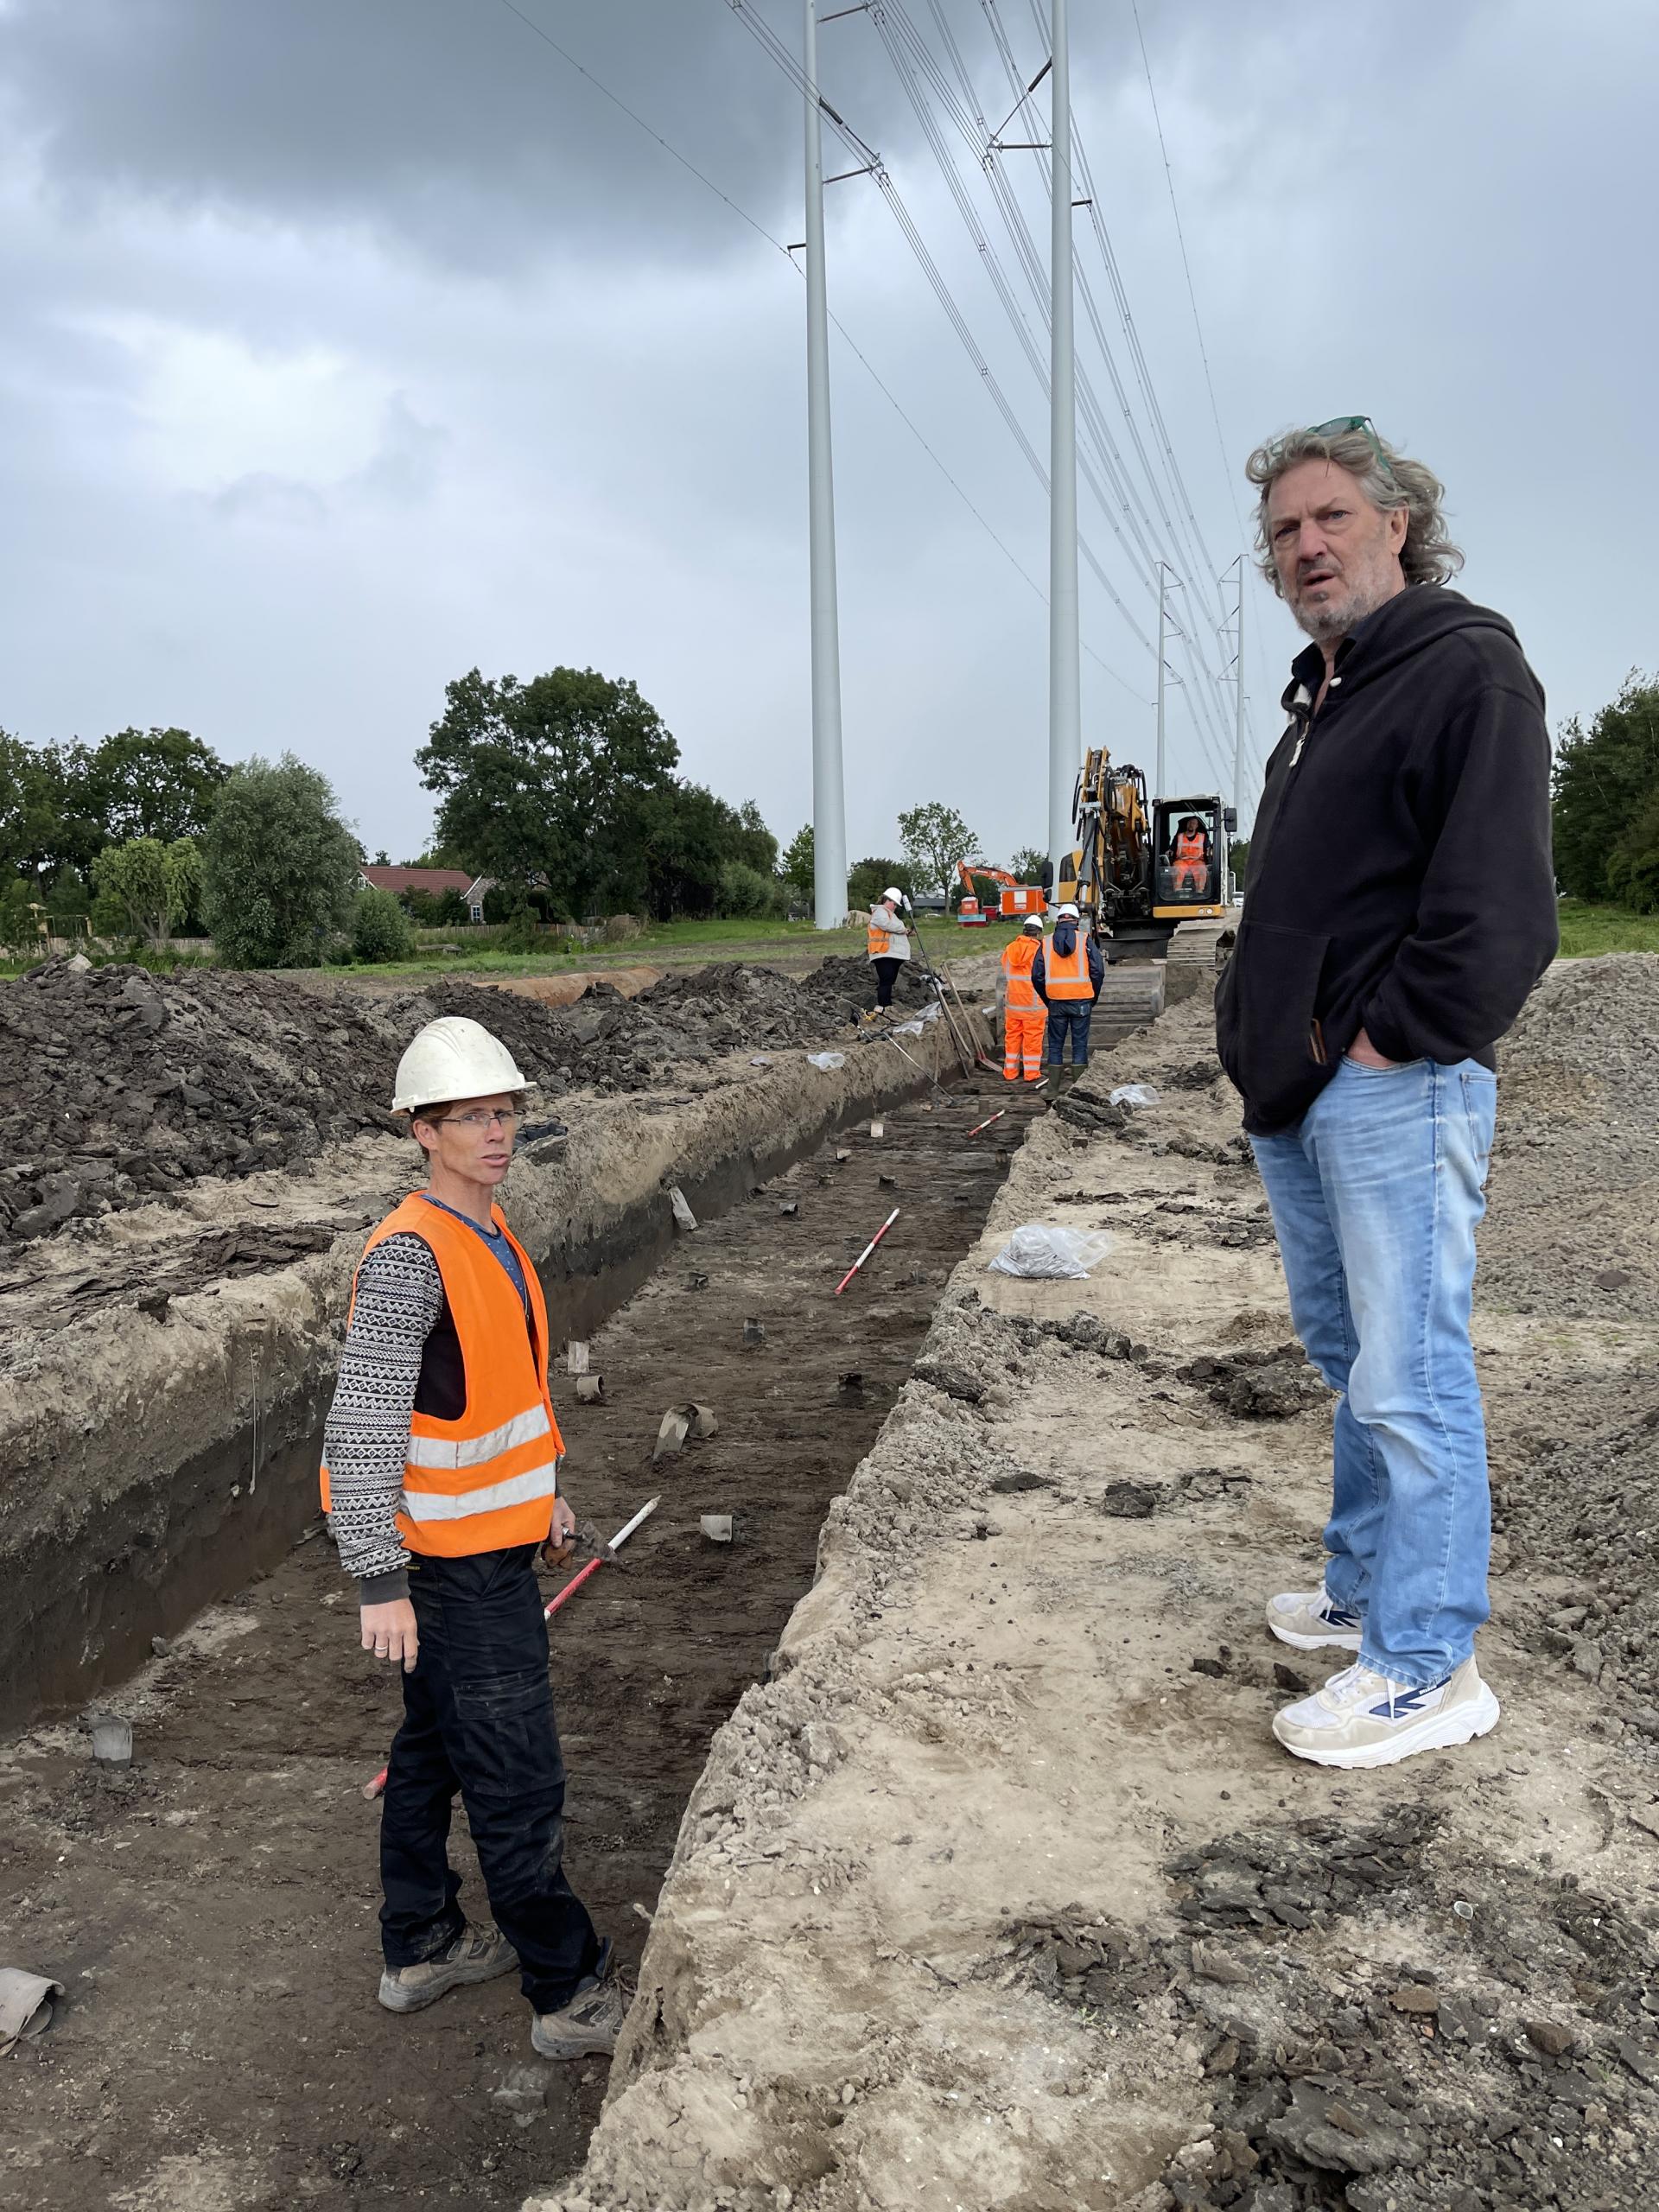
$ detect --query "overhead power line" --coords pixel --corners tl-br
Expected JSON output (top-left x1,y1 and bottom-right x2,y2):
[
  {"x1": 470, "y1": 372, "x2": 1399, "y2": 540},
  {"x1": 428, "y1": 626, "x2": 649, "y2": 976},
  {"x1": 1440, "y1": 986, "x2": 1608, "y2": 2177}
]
[
  {"x1": 486, "y1": 0, "x2": 1145, "y2": 697},
  {"x1": 723, "y1": 0, "x2": 1154, "y2": 672},
  {"x1": 1128, "y1": 0, "x2": 1245, "y2": 545}
]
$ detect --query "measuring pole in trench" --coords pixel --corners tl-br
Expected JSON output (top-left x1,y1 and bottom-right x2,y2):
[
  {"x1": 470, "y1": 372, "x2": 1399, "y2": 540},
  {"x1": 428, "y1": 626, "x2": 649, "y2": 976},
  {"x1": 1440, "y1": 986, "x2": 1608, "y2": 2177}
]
[
  {"x1": 360, "y1": 1495, "x2": 660, "y2": 1801},
  {"x1": 903, "y1": 906, "x2": 976, "y2": 1075},
  {"x1": 835, "y1": 1207, "x2": 900, "y2": 1296}
]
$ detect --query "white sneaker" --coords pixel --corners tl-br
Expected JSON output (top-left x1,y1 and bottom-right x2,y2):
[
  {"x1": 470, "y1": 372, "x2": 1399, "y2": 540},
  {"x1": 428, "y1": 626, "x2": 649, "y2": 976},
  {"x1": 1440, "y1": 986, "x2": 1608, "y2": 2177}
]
[
  {"x1": 1265, "y1": 1582, "x2": 1363, "y2": 1653},
  {"x1": 1272, "y1": 1656, "x2": 1500, "y2": 1770}
]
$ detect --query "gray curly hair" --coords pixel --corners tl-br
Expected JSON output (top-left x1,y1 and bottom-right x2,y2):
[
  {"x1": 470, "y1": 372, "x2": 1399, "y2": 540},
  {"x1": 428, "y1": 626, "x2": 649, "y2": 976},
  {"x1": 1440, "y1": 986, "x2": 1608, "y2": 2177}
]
[{"x1": 1245, "y1": 421, "x2": 1464, "y2": 594}]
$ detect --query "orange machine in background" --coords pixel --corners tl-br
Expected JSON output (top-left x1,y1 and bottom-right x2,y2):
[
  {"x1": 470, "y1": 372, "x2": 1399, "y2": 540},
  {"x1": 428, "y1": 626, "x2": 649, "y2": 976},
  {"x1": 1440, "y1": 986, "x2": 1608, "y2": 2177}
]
[{"x1": 956, "y1": 861, "x2": 1047, "y2": 927}]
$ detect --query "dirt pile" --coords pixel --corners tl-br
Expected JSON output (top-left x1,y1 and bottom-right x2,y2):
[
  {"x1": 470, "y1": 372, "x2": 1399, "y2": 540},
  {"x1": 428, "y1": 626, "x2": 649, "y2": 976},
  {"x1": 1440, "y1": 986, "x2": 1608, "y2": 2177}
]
[
  {"x1": 0, "y1": 955, "x2": 927, "y2": 1245},
  {"x1": 1482, "y1": 952, "x2": 1659, "y2": 1318}
]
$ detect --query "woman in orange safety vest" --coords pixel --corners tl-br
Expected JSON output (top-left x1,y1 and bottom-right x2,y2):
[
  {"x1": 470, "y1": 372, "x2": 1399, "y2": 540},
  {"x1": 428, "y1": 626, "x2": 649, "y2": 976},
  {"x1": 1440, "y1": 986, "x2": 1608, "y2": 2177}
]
[
  {"x1": 321, "y1": 1015, "x2": 624, "y2": 2063},
  {"x1": 866, "y1": 887, "x2": 912, "y2": 1013}
]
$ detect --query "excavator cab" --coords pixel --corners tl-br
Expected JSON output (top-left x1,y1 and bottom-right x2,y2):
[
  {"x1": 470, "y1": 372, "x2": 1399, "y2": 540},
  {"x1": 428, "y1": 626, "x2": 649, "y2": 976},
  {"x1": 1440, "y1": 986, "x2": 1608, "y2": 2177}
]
[
  {"x1": 1057, "y1": 747, "x2": 1236, "y2": 960},
  {"x1": 1154, "y1": 799, "x2": 1234, "y2": 915}
]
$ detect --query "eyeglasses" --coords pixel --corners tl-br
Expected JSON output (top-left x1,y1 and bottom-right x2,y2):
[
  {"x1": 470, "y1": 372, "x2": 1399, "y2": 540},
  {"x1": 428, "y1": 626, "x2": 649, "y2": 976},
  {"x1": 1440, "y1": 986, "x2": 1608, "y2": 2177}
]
[
  {"x1": 436, "y1": 1108, "x2": 518, "y2": 1131},
  {"x1": 1301, "y1": 415, "x2": 1396, "y2": 485}
]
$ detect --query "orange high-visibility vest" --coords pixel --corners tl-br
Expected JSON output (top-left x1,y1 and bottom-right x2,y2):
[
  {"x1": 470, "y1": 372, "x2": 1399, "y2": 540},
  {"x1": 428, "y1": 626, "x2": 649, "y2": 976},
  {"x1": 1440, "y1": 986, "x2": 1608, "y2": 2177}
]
[
  {"x1": 320, "y1": 1193, "x2": 563, "y2": 1557},
  {"x1": 1045, "y1": 932, "x2": 1094, "y2": 1001},
  {"x1": 867, "y1": 910, "x2": 909, "y2": 961},
  {"x1": 1001, "y1": 935, "x2": 1041, "y2": 1012},
  {"x1": 1174, "y1": 830, "x2": 1207, "y2": 872}
]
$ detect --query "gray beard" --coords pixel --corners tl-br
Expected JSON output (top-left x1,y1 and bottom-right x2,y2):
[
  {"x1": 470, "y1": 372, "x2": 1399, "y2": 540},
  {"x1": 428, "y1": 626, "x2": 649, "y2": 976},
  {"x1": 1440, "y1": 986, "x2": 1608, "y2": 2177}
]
[{"x1": 1292, "y1": 572, "x2": 1402, "y2": 646}]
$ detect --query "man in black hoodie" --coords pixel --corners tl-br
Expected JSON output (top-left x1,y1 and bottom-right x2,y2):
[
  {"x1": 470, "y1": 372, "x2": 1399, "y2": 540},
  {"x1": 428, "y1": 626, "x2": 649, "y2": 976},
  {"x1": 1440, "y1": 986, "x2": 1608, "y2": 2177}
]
[{"x1": 1216, "y1": 416, "x2": 1555, "y2": 1771}]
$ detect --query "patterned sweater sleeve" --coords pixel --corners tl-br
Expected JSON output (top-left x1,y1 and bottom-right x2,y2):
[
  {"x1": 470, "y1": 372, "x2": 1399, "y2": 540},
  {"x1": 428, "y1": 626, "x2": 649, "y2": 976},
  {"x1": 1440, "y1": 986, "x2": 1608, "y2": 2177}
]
[{"x1": 323, "y1": 1232, "x2": 444, "y2": 1601}]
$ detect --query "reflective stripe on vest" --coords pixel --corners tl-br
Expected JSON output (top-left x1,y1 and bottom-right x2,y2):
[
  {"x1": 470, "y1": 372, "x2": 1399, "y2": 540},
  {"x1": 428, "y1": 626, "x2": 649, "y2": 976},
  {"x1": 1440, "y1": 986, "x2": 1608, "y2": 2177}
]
[
  {"x1": 1046, "y1": 935, "x2": 1094, "y2": 1000},
  {"x1": 868, "y1": 918, "x2": 908, "y2": 961},
  {"x1": 1001, "y1": 938, "x2": 1041, "y2": 1012},
  {"x1": 1174, "y1": 832, "x2": 1206, "y2": 868},
  {"x1": 321, "y1": 1192, "x2": 564, "y2": 1558}
]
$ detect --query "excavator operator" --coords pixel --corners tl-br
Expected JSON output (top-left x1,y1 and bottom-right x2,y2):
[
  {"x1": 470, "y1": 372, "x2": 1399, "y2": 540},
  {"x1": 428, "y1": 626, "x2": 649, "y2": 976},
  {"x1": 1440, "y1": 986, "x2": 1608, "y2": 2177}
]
[{"x1": 1170, "y1": 815, "x2": 1213, "y2": 900}]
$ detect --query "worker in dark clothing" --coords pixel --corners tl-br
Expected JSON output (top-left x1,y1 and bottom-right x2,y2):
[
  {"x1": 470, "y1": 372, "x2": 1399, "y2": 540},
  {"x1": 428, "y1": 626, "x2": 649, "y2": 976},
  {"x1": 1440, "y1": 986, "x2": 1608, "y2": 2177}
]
[
  {"x1": 1033, "y1": 900, "x2": 1104, "y2": 1077},
  {"x1": 1218, "y1": 415, "x2": 1557, "y2": 1773}
]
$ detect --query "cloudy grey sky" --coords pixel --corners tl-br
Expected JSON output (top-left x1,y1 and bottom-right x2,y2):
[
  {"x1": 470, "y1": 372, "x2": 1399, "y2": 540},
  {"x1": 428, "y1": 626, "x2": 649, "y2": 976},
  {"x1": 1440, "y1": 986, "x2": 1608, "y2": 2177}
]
[{"x1": 2, "y1": 0, "x2": 1653, "y2": 866}]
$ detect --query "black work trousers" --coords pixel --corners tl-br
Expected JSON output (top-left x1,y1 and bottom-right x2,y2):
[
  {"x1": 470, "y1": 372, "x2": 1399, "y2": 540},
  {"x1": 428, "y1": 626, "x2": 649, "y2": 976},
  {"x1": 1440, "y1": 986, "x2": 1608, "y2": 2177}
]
[
  {"x1": 871, "y1": 956, "x2": 904, "y2": 1007},
  {"x1": 379, "y1": 1545, "x2": 600, "y2": 2012}
]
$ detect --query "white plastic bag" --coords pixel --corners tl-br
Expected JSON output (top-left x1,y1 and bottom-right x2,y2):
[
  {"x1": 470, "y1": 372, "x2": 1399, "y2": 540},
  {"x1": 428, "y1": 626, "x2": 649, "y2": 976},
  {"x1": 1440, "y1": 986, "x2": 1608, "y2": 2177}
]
[
  {"x1": 987, "y1": 1224, "x2": 1114, "y2": 1280},
  {"x1": 1109, "y1": 1083, "x2": 1161, "y2": 1109},
  {"x1": 891, "y1": 1019, "x2": 925, "y2": 1037},
  {"x1": 807, "y1": 1052, "x2": 846, "y2": 1071}
]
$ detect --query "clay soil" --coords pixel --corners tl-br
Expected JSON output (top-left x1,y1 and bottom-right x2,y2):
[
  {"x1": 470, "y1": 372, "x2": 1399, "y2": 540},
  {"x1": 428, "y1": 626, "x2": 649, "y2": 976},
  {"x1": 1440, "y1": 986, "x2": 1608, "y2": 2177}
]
[{"x1": 0, "y1": 1071, "x2": 1044, "y2": 2212}]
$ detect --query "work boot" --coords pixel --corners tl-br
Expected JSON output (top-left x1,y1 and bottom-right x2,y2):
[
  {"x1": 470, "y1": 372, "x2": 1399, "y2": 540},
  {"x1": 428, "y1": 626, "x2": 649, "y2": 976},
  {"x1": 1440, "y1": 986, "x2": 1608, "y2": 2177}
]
[
  {"x1": 531, "y1": 1939, "x2": 626, "y2": 2060},
  {"x1": 378, "y1": 1923, "x2": 518, "y2": 2014}
]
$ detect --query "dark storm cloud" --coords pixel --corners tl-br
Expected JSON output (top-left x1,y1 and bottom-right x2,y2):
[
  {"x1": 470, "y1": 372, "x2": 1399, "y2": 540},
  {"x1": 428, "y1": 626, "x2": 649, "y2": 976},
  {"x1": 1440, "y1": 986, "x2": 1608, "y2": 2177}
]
[{"x1": 0, "y1": 0, "x2": 908, "y2": 267}]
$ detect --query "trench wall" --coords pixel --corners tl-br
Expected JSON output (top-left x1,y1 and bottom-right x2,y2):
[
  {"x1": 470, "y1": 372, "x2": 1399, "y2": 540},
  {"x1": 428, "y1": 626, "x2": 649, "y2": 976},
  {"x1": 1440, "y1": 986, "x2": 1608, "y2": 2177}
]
[{"x1": 0, "y1": 1022, "x2": 982, "y2": 1731}]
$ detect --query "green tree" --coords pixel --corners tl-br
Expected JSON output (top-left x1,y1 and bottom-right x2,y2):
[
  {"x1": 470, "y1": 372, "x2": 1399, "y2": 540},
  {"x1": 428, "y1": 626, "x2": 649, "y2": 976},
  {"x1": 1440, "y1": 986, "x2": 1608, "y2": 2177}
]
[
  {"x1": 417, "y1": 666, "x2": 680, "y2": 918},
  {"x1": 92, "y1": 831, "x2": 175, "y2": 933},
  {"x1": 0, "y1": 732, "x2": 104, "y2": 881},
  {"x1": 781, "y1": 822, "x2": 815, "y2": 901},
  {"x1": 200, "y1": 753, "x2": 360, "y2": 968},
  {"x1": 847, "y1": 857, "x2": 914, "y2": 913},
  {"x1": 353, "y1": 885, "x2": 417, "y2": 963},
  {"x1": 85, "y1": 728, "x2": 230, "y2": 844},
  {"x1": 1552, "y1": 672, "x2": 1659, "y2": 904},
  {"x1": 1007, "y1": 845, "x2": 1048, "y2": 886},
  {"x1": 715, "y1": 861, "x2": 776, "y2": 918},
  {"x1": 898, "y1": 802, "x2": 977, "y2": 899}
]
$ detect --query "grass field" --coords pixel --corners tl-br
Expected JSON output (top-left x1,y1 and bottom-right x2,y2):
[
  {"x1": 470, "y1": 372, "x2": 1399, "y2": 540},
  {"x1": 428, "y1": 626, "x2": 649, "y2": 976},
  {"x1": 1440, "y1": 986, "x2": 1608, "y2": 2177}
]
[
  {"x1": 1554, "y1": 899, "x2": 1659, "y2": 959},
  {"x1": 16, "y1": 902, "x2": 1650, "y2": 982},
  {"x1": 315, "y1": 912, "x2": 1027, "y2": 982},
  {"x1": 0, "y1": 912, "x2": 1026, "y2": 982}
]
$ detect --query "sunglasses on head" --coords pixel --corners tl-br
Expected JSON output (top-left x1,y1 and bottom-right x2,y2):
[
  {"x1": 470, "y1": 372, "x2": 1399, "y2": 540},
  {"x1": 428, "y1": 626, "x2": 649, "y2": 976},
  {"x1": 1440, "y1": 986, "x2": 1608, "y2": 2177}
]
[{"x1": 1295, "y1": 414, "x2": 1397, "y2": 486}]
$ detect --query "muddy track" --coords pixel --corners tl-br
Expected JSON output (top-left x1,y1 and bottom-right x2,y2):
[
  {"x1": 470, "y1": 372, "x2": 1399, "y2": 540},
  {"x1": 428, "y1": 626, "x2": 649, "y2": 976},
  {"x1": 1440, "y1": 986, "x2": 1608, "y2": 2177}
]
[{"x1": 0, "y1": 1072, "x2": 1046, "y2": 2212}]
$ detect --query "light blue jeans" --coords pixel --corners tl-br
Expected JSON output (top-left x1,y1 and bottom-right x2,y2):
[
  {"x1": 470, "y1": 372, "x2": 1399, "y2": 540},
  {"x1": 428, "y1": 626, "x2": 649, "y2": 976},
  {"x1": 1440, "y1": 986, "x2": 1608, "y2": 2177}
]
[{"x1": 1250, "y1": 1054, "x2": 1497, "y2": 1688}]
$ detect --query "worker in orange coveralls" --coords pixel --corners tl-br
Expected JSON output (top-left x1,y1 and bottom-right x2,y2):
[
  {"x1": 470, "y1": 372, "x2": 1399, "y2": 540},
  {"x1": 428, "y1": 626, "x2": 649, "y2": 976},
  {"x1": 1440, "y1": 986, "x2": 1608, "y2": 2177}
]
[{"x1": 999, "y1": 914, "x2": 1046, "y2": 1083}]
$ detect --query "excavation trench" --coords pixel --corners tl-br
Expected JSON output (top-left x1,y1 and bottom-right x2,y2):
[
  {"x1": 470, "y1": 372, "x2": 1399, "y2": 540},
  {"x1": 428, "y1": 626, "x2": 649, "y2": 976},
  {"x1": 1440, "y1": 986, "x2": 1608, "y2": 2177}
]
[
  {"x1": 0, "y1": 1029, "x2": 980, "y2": 1732},
  {"x1": 0, "y1": 1065, "x2": 1046, "y2": 2212}
]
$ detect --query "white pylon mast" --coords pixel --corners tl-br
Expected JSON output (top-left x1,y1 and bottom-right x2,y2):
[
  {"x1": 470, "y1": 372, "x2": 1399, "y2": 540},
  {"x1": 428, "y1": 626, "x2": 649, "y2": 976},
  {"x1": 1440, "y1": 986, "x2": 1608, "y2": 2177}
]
[
  {"x1": 1154, "y1": 562, "x2": 1167, "y2": 806},
  {"x1": 804, "y1": 0, "x2": 848, "y2": 929},
  {"x1": 1231, "y1": 564, "x2": 1246, "y2": 821},
  {"x1": 1046, "y1": 0, "x2": 1081, "y2": 893}
]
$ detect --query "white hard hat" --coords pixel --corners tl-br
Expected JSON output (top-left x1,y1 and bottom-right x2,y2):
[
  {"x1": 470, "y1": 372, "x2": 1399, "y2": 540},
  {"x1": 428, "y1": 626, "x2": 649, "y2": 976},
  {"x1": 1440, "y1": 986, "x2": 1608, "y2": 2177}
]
[
  {"x1": 883, "y1": 887, "x2": 905, "y2": 905},
  {"x1": 1022, "y1": 914, "x2": 1044, "y2": 931},
  {"x1": 1058, "y1": 901, "x2": 1080, "y2": 919},
  {"x1": 393, "y1": 1015, "x2": 530, "y2": 1114}
]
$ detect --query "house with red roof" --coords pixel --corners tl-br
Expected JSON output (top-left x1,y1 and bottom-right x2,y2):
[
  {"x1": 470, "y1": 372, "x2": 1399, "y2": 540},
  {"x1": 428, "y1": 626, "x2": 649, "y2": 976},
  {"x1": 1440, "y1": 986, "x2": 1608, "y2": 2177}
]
[{"x1": 356, "y1": 866, "x2": 493, "y2": 923}]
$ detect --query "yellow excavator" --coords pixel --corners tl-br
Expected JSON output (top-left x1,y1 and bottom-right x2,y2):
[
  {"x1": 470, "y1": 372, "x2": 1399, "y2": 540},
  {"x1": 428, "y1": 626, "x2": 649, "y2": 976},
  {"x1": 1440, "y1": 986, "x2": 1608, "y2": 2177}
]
[{"x1": 1055, "y1": 748, "x2": 1236, "y2": 962}]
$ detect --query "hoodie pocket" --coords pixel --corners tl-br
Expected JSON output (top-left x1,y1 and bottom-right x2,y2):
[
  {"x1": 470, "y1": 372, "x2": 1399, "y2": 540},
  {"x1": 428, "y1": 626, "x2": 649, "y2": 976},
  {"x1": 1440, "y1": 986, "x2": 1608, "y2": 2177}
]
[{"x1": 1216, "y1": 919, "x2": 1332, "y2": 1124}]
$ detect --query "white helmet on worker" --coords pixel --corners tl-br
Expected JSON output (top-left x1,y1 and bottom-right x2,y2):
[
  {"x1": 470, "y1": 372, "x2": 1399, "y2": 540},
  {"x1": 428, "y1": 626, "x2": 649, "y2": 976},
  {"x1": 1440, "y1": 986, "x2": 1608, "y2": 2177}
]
[
  {"x1": 1022, "y1": 914, "x2": 1044, "y2": 932},
  {"x1": 1058, "y1": 901, "x2": 1080, "y2": 919},
  {"x1": 392, "y1": 1016, "x2": 530, "y2": 1115},
  {"x1": 883, "y1": 886, "x2": 905, "y2": 906}
]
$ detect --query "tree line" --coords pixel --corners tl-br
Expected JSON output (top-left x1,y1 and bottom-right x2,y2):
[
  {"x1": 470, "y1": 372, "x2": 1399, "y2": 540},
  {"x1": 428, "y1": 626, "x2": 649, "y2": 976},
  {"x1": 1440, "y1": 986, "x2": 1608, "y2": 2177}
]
[
  {"x1": 2, "y1": 662, "x2": 1062, "y2": 969},
  {"x1": 1551, "y1": 671, "x2": 1659, "y2": 911}
]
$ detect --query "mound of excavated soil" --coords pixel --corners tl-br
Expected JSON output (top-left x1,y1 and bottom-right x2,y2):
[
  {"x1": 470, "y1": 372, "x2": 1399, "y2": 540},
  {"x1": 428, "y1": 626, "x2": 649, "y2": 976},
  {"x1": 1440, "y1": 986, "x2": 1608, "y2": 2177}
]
[
  {"x1": 1481, "y1": 953, "x2": 1659, "y2": 1319},
  {"x1": 0, "y1": 956, "x2": 934, "y2": 1245}
]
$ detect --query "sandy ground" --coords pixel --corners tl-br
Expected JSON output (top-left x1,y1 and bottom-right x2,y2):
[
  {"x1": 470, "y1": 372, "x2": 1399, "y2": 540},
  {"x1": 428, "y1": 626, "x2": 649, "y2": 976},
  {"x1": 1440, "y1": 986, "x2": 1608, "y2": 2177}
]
[{"x1": 531, "y1": 978, "x2": 1659, "y2": 2212}]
